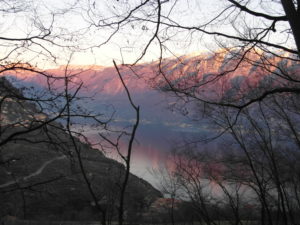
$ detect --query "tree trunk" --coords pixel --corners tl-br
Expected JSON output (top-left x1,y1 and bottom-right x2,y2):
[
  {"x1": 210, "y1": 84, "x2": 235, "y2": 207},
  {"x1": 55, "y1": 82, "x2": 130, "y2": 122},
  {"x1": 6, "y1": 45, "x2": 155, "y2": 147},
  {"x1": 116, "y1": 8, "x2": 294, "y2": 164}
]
[{"x1": 281, "y1": 0, "x2": 300, "y2": 56}]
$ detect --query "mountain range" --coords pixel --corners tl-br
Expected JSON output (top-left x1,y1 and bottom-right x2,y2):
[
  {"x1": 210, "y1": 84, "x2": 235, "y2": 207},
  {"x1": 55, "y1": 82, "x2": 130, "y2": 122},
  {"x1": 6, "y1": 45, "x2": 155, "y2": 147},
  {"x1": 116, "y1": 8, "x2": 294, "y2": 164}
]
[{"x1": 2, "y1": 50, "x2": 300, "y2": 182}]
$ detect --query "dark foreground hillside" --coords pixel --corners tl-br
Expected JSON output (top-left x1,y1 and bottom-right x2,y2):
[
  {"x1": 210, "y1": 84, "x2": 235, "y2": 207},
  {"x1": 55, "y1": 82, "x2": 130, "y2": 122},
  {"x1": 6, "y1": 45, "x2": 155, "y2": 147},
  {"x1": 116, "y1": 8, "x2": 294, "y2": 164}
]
[{"x1": 0, "y1": 77, "x2": 162, "y2": 222}]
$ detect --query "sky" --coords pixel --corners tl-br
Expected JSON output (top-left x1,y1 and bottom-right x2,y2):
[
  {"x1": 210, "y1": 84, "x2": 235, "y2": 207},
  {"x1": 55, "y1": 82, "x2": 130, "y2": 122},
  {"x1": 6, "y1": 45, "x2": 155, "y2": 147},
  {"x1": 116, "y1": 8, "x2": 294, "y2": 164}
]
[
  {"x1": 0, "y1": 0, "x2": 231, "y2": 67},
  {"x1": 0, "y1": 0, "x2": 292, "y2": 69}
]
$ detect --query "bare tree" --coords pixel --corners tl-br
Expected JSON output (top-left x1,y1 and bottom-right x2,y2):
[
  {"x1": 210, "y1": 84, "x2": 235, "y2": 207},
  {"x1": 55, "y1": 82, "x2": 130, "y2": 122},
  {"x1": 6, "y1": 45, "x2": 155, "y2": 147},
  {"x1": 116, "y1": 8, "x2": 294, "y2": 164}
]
[
  {"x1": 2, "y1": 0, "x2": 300, "y2": 224},
  {"x1": 0, "y1": 1, "x2": 117, "y2": 222},
  {"x1": 98, "y1": 61, "x2": 140, "y2": 225},
  {"x1": 81, "y1": 0, "x2": 299, "y2": 107},
  {"x1": 153, "y1": 163, "x2": 182, "y2": 225},
  {"x1": 84, "y1": 2, "x2": 300, "y2": 223}
]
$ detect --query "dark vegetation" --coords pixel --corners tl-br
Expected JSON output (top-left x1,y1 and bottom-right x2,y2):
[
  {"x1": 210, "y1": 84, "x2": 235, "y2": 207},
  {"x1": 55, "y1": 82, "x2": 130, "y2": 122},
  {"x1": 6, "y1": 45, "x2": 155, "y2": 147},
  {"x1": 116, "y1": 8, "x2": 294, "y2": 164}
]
[{"x1": 0, "y1": 76, "x2": 161, "y2": 223}]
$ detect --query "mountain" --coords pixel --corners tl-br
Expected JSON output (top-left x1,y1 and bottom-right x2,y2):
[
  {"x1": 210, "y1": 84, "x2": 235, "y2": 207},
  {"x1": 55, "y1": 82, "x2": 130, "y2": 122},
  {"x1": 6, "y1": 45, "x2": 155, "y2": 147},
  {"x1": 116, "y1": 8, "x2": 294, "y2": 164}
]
[
  {"x1": 2, "y1": 50, "x2": 299, "y2": 183},
  {"x1": 7, "y1": 50, "x2": 299, "y2": 116},
  {"x1": 0, "y1": 77, "x2": 162, "y2": 221}
]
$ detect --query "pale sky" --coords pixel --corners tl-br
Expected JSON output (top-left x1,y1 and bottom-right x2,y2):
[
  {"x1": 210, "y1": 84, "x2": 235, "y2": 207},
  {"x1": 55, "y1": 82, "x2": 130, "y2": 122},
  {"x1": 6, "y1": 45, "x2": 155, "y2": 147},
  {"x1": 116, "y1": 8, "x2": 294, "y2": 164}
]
[{"x1": 0, "y1": 0, "x2": 292, "y2": 68}]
